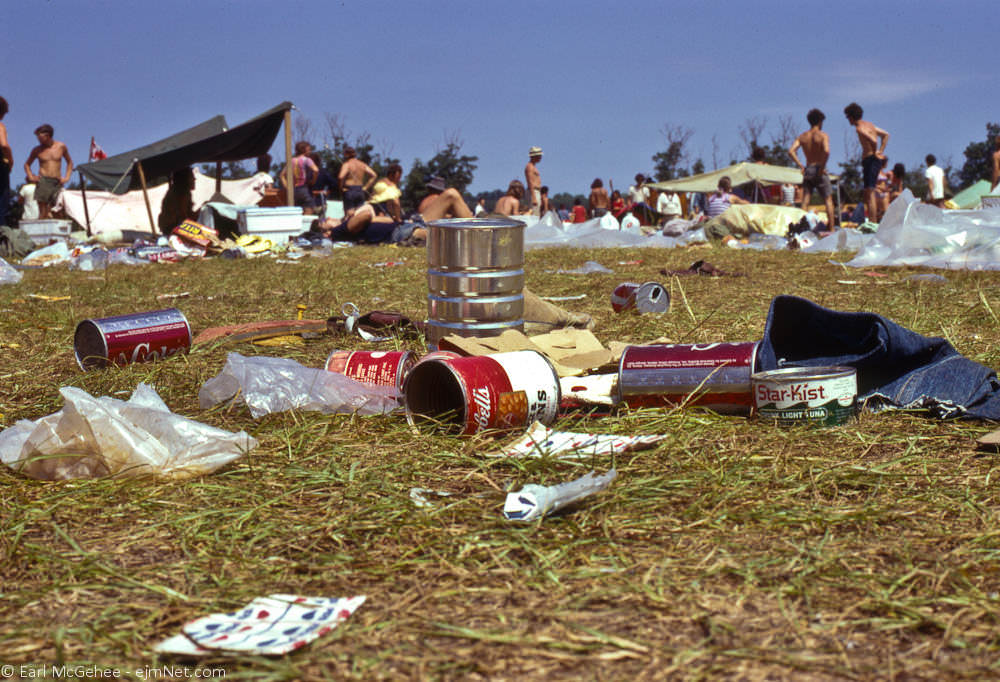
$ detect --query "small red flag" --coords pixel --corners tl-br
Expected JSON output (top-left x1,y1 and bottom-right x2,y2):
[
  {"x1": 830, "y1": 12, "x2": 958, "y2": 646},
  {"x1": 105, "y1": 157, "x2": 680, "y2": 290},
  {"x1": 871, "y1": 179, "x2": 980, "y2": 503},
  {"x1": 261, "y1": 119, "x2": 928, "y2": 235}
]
[{"x1": 89, "y1": 136, "x2": 107, "y2": 161}]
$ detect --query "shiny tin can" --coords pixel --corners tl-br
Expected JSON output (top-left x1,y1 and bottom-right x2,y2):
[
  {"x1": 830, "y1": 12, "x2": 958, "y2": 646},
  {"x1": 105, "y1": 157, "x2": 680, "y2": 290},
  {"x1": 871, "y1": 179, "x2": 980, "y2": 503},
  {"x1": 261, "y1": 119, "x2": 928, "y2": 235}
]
[
  {"x1": 325, "y1": 350, "x2": 417, "y2": 392},
  {"x1": 610, "y1": 281, "x2": 670, "y2": 313},
  {"x1": 752, "y1": 366, "x2": 858, "y2": 426}
]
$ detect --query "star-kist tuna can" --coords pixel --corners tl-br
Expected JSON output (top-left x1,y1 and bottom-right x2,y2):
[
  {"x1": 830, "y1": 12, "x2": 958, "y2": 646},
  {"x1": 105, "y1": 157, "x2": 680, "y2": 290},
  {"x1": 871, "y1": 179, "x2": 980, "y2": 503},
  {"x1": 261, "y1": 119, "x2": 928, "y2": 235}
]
[
  {"x1": 610, "y1": 281, "x2": 670, "y2": 313},
  {"x1": 752, "y1": 366, "x2": 858, "y2": 426}
]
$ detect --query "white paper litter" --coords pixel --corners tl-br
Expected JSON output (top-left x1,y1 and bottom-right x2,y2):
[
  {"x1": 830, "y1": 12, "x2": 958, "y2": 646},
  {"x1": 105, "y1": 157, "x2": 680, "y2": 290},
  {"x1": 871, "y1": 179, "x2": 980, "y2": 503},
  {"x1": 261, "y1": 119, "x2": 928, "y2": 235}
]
[
  {"x1": 491, "y1": 421, "x2": 666, "y2": 460},
  {"x1": 154, "y1": 594, "x2": 365, "y2": 656},
  {"x1": 0, "y1": 383, "x2": 255, "y2": 480},
  {"x1": 503, "y1": 469, "x2": 617, "y2": 522}
]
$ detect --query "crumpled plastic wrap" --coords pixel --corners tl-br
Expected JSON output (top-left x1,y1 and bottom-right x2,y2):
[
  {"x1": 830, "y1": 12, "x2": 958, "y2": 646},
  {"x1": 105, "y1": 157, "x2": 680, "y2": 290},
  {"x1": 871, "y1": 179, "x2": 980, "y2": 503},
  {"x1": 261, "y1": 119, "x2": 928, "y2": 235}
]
[
  {"x1": 0, "y1": 256, "x2": 22, "y2": 284},
  {"x1": 0, "y1": 383, "x2": 255, "y2": 480},
  {"x1": 199, "y1": 352, "x2": 398, "y2": 418}
]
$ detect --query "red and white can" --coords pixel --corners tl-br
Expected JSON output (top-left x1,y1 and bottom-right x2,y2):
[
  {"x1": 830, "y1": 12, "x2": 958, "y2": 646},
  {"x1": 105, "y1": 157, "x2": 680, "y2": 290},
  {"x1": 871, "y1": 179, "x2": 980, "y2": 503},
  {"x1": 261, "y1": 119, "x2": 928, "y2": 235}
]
[
  {"x1": 74, "y1": 308, "x2": 192, "y2": 371},
  {"x1": 324, "y1": 350, "x2": 417, "y2": 392},
  {"x1": 618, "y1": 342, "x2": 758, "y2": 414},
  {"x1": 610, "y1": 281, "x2": 670, "y2": 313},
  {"x1": 403, "y1": 350, "x2": 561, "y2": 435}
]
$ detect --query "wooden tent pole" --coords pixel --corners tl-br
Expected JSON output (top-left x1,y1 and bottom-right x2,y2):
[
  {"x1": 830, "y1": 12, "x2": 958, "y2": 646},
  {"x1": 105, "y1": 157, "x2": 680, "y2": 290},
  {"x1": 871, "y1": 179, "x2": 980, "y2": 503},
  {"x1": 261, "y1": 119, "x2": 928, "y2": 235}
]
[
  {"x1": 215, "y1": 161, "x2": 223, "y2": 194},
  {"x1": 78, "y1": 172, "x2": 92, "y2": 237},
  {"x1": 284, "y1": 109, "x2": 293, "y2": 206},
  {"x1": 135, "y1": 160, "x2": 156, "y2": 235}
]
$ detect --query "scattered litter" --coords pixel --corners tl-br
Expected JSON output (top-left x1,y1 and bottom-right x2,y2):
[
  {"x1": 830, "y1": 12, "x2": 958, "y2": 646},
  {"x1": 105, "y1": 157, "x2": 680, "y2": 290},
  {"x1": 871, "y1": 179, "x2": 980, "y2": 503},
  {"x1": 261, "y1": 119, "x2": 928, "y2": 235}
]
[
  {"x1": 371, "y1": 260, "x2": 406, "y2": 268},
  {"x1": 906, "y1": 273, "x2": 947, "y2": 283},
  {"x1": 492, "y1": 421, "x2": 665, "y2": 459},
  {"x1": 558, "y1": 260, "x2": 613, "y2": 275},
  {"x1": 193, "y1": 319, "x2": 329, "y2": 346},
  {"x1": 154, "y1": 594, "x2": 365, "y2": 656},
  {"x1": 837, "y1": 280, "x2": 860, "y2": 285},
  {"x1": 611, "y1": 281, "x2": 670, "y2": 314},
  {"x1": 0, "y1": 257, "x2": 22, "y2": 284},
  {"x1": 252, "y1": 335, "x2": 305, "y2": 346},
  {"x1": 559, "y1": 374, "x2": 619, "y2": 407},
  {"x1": 617, "y1": 260, "x2": 642, "y2": 265},
  {"x1": 0, "y1": 383, "x2": 255, "y2": 480},
  {"x1": 503, "y1": 469, "x2": 617, "y2": 521},
  {"x1": 409, "y1": 488, "x2": 454, "y2": 508},
  {"x1": 199, "y1": 352, "x2": 398, "y2": 418},
  {"x1": 21, "y1": 241, "x2": 71, "y2": 267},
  {"x1": 156, "y1": 292, "x2": 191, "y2": 300},
  {"x1": 540, "y1": 294, "x2": 587, "y2": 302},
  {"x1": 27, "y1": 294, "x2": 71, "y2": 302}
]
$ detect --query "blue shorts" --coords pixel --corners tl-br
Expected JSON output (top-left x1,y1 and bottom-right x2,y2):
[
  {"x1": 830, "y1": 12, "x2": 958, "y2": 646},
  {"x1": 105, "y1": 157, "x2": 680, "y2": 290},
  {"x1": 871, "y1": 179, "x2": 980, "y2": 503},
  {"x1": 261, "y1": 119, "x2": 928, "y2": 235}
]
[
  {"x1": 862, "y1": 155, "x2": 881, "y2": 190},
  {"x1": 343, "y1": 185, "x2": 365, "y2": 211},
  {"x1": 328, "y1": 220, "x2": 418, "y2": 244}
]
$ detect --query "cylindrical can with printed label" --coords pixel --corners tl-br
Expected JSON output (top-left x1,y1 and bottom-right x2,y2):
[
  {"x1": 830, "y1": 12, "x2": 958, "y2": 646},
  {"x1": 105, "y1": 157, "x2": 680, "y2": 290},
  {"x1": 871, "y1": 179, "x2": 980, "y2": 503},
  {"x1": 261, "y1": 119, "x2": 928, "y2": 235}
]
[
  {"x1": 74, "y1": 308, "x2": 192, "y2": 371},
  {"x1": 403, "y1": 350, "x2": 561, "y2": 435},
  {"x1": 325, "y1": 350, "x2": 417, "y2": 392},
  {"x1": 610, "y1": 281, "x2": 670, "y2": 314},
  {"x1": 752, "y1": 366, "x2": 857, "y2": 426},
  {"x1": 618, "y1": 342, "x2": 758, "y2": 414}
]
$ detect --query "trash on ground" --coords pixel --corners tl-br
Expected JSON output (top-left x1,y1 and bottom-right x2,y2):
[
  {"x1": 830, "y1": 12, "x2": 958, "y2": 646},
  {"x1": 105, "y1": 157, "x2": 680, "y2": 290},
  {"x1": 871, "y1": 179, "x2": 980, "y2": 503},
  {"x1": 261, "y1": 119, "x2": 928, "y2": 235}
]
[
  {"x1": 906, "y1": 273, "x2": 947, "y2": 283},
  {"x1": 540, "y1": 294, "x2": 587, "y2": 302},
  {"x1": 559, "y1": 373, "x2": 619, "y2": 408},
  {"x1": 503, "y1": 469, "x2": 617, "y2": 521},
  {"x1": 0, "y1": 383, "x2": 255, "y2": 480},
  {"x1": 156, "y1": 292, "x2": 191, "y2": 300},
  {"x1": 492, "y1": 422, "x2": 665, "y2": 459},
  {"x1": 557, "y1": 261, "x2": 613, "y2": 275},
  {"x1": 199, "y1": 352, "x2": 398, "y2": 418},
  {"x1": 752, "y1": 366, "x2": 858, "y2": 427},
  {"x1": 409, "y1": 488, "x2": 454, "y2": 508},
  {"x1": 326, "y1": 350, "x2": 417, "y2": 392},
  {"x1": 0, "y1": 257, "x2": 22, "y2": 284},
  {"x1": 154, "y1": 594, "x2": 365, "y2": 656},
  {"x1": 192, "y1": 319, "x2": 330, "y2": 346},
  {"x1": 21, "y1": 241, "x2": 71, "y2": 267},
  {"x1": 74, "y1": 308, "x2": 192, "y2": 371},
  {"x1": 27, "y1": 294, "x2": 70, "y2": 302},
  {"x1": 610, "y1": 281, "x2": 670, "y2": 313},
  {"x1": 438, "y1": 328, "x2": 613, "y2": 377}
]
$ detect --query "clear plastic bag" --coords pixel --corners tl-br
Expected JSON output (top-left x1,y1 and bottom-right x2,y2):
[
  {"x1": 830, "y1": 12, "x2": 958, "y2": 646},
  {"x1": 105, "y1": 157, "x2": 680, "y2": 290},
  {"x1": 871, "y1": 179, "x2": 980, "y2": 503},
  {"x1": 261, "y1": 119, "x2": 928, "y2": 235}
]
[
  {"x1": 0, "y1": 256, "x2": 22, "y2": 284},
  {"x1": 199, "y1": 352, "x2": 398, "y2": 418},
  {"x1": 0, "y1": 383, "x2": 256, "y2": 480}
]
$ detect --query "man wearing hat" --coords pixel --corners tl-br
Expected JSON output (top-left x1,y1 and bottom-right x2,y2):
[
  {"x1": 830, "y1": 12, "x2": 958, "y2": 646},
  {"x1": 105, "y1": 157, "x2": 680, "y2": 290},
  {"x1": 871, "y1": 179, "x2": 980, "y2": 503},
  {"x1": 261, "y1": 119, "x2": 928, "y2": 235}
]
[
  {"x1": 417, "y1": 175, "x2": 448, "y2": 215},
  {"x1": 525, "y1": 146, "x2": 543, "y2": 216}
]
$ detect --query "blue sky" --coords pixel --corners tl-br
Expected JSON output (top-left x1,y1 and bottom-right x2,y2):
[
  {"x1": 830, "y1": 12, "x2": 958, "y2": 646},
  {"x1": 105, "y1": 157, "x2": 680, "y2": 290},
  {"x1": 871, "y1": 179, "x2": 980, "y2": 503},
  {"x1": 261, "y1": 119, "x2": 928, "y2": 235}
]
[{"x1": 3, "y1": 0, "x2": 997, "y2": 195}]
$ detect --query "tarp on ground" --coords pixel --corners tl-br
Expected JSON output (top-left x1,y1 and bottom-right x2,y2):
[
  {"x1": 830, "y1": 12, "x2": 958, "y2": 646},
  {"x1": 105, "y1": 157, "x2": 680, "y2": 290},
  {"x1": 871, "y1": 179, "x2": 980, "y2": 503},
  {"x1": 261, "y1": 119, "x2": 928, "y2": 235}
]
[
  {"x1": 647, "y1": 162, "x2": 837, "y2": 194},
  {"x1": 951, "y1": 180, "x2": 993, "y2": 209},
  {"x1": 60, "y1": 169, "x2": 274, "y2": 236},
  {"x1": 76, "y1": 102, "x2": 291, "y2": 194}
]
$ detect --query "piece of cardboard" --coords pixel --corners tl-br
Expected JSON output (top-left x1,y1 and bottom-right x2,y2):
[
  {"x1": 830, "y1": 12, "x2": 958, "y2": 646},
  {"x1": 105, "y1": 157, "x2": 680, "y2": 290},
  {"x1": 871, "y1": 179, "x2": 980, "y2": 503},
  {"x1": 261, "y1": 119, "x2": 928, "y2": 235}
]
[{"x1": 438, "y1": 329, "x2": 615, "y2": 377}]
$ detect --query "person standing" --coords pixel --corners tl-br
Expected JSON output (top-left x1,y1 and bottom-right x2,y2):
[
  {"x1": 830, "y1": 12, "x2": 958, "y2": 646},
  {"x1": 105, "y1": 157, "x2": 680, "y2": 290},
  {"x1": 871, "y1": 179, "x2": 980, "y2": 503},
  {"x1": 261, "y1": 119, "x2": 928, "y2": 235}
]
[
  {"x1": 628, "y1": 174, "x2": 655, "y2": 224},
  {"x1": 588, "y1": 178, "x2": 609, "y2": 217},
  {"x1": 924, "y1": 154, "x2": 947, "y2": 208},
  {"x1": 24, "y1": 124, "x2": 74, "y2": 220},
  {"x1": 789, "y1": 108, "x2": 836, "y2": 227},
  {"x1": 524, "y1": 146, "x2": 542, "y2": 216},
  {"x1": 656, "y1": 189, "x2": 681, "y2": 225},
  {"x1": 843, "y1": 103, "x2": 888, "y2": 223},
  {"x1": 338, "y1": 146, "x2": 376, "y2": 212},
  {"x1": 0, "y1": 97, "x2": 11, "y2": 227}
]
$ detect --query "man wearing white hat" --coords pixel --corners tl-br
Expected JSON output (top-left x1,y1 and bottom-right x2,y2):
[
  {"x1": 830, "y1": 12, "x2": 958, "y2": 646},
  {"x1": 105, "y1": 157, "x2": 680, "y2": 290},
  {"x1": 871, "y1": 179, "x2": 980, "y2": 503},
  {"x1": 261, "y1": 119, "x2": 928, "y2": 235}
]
[{"x1": 524, "y1": 146, "x2": 543, "y2": 216}]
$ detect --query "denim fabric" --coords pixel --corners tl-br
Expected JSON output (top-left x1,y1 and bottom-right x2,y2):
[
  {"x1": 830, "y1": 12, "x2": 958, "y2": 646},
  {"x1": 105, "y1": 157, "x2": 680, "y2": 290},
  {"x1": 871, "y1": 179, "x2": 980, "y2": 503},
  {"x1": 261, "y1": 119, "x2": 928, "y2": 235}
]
[{"x1": 757, "y1": 295, "x2": 1000, "y2": 420}]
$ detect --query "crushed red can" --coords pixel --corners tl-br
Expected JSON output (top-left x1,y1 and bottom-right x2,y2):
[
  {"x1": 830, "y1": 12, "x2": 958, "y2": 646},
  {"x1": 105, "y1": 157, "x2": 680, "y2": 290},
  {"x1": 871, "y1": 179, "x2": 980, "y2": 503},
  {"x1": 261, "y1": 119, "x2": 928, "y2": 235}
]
[
  {"x1": 74, "y1": 308, "x2": 192, "y2": 371},
  {"x1": 403, "y1": 350, "x2": 561, "y2": 435},
  {"x1": 610, "y1": 281, "x2": 670, "y2": 313},
  {"x1": 618, "y1": 342, "x2": 758, "y2": 414},
  {"x1": 325, "y1": 350, "x2": 417, "y2": 392}
]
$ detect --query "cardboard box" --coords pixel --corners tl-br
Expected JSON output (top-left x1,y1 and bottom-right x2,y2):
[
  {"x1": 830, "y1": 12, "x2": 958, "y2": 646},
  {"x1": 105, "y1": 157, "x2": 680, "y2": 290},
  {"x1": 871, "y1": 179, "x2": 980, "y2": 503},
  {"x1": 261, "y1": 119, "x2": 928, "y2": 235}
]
[
  {"x1": 236, "y1": 207, "x2": 304, "y2": 243},
  {"x1": 19, "y1": 219, "x2": 73, "y2": 244}
]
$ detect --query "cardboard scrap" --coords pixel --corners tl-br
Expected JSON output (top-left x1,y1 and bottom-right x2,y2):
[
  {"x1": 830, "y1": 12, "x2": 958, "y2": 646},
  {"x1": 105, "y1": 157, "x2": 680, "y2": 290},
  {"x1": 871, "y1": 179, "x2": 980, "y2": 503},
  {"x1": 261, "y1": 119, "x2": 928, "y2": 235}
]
[{"x1": 438, "y1": 328, "x2": 615, "y2": 377}]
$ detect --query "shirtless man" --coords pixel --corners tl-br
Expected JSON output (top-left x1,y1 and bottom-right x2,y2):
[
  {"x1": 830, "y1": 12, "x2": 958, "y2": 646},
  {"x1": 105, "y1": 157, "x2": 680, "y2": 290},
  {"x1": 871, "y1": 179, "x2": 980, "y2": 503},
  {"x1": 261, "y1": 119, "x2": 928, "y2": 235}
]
[
  {"x1": 524, "y1": 146, "x2": 542, "y2": 216},
  {"x1": 0, "y1": 97, "x2": 11, "y2": 227},
  {"x1": 992, "y1": 135, "x2": 1000, "y2": 191},
  {"x1": 843, "y1": 103, "x2": 888, "y2": 223},
  {"x1": 588, "y1": 178, "x2": 609, "y2": 217},
  {"x1": 24, "y1": 124, "x2": 73, "y2": 220},
  {"x1": 789, "y1": 108, "x2": 836, "y2": 227},
  {"x1": 338, "y1": 146, "x2": 376, "y2": 212},
  {"x1": 495, "y1": 180, "x2": 526, "y2": 216},
  {"x1": 417, "y1": 176, "x2": 447, "y2": 216}
]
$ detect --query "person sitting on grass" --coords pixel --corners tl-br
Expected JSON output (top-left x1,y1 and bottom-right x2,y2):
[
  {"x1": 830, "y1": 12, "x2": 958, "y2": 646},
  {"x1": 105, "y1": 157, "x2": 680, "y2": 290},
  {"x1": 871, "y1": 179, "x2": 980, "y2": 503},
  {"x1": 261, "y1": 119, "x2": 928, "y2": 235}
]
[
  {"x1": 495, "y1": 179, "x2": 527, "y2": 216},
  {"x1": 315, "y1": 187, "x2": 472, "y2": 244}
]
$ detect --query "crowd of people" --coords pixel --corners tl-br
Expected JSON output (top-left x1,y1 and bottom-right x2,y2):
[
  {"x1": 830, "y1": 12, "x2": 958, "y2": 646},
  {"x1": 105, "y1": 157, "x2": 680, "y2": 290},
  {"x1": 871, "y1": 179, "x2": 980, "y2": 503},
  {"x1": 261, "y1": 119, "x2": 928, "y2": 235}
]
[{"x1": 4, "y1": 93, "x2": 1000, "y2": 247}]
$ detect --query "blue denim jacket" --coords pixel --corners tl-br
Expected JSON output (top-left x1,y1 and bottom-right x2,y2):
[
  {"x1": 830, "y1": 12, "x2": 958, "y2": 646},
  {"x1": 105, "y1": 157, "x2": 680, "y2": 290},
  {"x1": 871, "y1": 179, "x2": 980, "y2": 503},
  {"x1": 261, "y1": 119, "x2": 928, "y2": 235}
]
[{"x1": 757, "y1": 295, "x2": 1000, "y2": 420}]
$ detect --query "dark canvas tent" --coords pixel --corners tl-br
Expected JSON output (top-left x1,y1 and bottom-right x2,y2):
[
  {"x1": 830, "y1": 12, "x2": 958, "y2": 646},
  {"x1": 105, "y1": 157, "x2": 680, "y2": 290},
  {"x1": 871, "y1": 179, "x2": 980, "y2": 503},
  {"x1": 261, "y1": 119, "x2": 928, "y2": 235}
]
[{"x1": 76, "y1": 102, "x2": 292, "y2": 194}]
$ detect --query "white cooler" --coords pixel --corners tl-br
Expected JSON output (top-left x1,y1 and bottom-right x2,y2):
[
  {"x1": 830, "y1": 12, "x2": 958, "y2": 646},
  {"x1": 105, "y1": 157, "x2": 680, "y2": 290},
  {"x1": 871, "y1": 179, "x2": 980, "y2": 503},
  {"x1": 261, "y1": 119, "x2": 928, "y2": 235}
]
[
  {"x1": 19, "y1": 219, "x2": 73, "y2": 244},
  {"x1": 236, "y1": 207, "x2": 304, "y2": 243}
]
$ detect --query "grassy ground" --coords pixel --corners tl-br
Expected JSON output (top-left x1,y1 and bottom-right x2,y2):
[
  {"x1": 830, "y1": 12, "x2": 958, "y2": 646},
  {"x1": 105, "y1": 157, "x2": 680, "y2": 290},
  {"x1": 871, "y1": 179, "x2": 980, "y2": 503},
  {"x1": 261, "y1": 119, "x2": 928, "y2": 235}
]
[{"x1": 2, "y1": 243, "x2": 1000, "y2": 680}]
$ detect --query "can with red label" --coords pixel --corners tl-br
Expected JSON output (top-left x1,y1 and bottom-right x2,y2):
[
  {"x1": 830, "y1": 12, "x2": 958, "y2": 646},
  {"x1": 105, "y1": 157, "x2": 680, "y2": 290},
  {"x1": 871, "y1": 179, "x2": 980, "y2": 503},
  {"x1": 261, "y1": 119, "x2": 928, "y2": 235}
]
[
  {"x1": 324, "y1": 350, "x2": 417, "y2": 392},
  {"x1": 610, "y1": 281, "x2": 670, "y2": 313},
  {"x1": 403, "y1": 350, "x2": 561, "y2": 435},
  {"x1": 74, "y1": 308, "x2": 192, "y2": 371},
  {"x1": 618, "y1": 341, "x2": 758, "y2": 414}
]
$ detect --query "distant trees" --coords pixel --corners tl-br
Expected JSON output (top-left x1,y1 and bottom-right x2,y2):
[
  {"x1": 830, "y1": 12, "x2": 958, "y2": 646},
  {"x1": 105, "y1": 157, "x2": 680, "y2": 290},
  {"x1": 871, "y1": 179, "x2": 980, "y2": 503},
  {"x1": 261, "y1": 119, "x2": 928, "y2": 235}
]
[
  {"x1": 959, "y1": 123, "x2": 1000, "y2": 187},
  {"x1": 651, "y1": 124, "x2": 694, "y2": 181},
  {"x1": 400, "y1": 134, "x2": 478, "y2": 214},
  {"x1": 741, "y1": 115, "x2": 797, "y2": 168}
]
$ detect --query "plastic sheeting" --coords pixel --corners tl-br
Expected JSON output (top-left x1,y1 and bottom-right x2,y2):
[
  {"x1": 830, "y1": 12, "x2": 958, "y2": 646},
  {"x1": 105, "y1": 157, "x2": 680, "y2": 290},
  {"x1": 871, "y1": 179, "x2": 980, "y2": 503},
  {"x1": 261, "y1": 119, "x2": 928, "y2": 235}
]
[
  {"x1": 524, "y1": 211, "x2": 705, "y2": 249},
  {"x1": 842, "y1": 191, "x2": 1000, "y2": 270}
]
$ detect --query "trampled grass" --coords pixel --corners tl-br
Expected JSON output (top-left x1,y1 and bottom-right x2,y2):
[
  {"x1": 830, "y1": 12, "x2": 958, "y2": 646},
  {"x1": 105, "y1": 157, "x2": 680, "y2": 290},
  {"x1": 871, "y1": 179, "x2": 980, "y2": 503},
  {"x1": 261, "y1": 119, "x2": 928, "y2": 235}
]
[{"x1": 2, "y1": 243, "x2": 1000, "y2": 680}]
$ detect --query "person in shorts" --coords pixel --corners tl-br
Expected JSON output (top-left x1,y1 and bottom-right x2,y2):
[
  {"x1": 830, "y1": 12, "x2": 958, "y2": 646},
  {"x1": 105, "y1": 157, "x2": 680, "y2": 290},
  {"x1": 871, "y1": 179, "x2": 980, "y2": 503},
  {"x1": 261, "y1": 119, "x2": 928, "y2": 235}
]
[
  {"x1": 789, "y1": 108, "x2": 836, "y2": 227},
  {"x1": 24, "y1": 123, "x2": 73, "y2": 219},
  {"x1": 844, "y1": 102, "x2": 889, "y2": 223}
]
